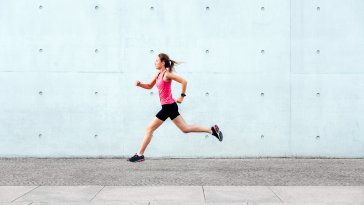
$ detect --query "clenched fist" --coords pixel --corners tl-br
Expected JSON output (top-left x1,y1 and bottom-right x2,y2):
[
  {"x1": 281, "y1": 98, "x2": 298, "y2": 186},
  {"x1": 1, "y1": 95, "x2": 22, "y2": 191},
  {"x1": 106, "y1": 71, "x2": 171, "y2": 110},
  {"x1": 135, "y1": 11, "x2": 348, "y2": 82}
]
[
  {"x1": 176, "y1": 96, "x2": 184, "y2": 104},
  {"x1": 135, "y1": 81, "x2": 141, "y2": 87}
]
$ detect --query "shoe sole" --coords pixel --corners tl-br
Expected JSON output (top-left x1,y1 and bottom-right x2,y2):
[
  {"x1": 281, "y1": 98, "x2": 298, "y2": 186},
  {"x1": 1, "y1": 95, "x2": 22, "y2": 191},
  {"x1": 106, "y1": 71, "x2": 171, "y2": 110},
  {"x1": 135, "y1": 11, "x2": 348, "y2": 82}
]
[
  {"x1": 218, "y1": 131, "x2": 223, "y2": 141},
  {"x1": 127, "y1": 158, "x2": 145, "y2": 162}
]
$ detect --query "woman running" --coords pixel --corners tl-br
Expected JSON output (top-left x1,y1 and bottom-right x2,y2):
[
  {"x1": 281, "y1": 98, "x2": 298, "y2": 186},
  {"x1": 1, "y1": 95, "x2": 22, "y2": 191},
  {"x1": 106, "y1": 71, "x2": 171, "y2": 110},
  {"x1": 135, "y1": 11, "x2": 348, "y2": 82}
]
[{"x1": 128, "y1": 53, "x2": 223, "y2": 162}]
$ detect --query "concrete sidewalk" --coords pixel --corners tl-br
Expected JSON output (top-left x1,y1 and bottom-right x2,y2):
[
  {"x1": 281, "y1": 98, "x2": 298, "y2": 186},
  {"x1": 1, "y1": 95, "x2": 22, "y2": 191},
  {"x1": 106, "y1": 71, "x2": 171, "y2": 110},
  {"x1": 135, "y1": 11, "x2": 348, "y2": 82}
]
[
  {"x1": 1, "y1": 158, "x2": 363, "y2": 204},
  {"x1": 1, "y1": 185, "x2": 364, "y2": 204}
]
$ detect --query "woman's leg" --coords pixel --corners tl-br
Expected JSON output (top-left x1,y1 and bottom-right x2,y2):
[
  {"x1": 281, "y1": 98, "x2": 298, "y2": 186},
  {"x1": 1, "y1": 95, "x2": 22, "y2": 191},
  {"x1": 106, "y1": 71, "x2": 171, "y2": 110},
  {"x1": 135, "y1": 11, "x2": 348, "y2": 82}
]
[
  {"x1": 171, "y1": 115, "x2": 212, "y2": 134},
  {"x1": 137, "y1": 116, "x2": 164, "y2": 155}
]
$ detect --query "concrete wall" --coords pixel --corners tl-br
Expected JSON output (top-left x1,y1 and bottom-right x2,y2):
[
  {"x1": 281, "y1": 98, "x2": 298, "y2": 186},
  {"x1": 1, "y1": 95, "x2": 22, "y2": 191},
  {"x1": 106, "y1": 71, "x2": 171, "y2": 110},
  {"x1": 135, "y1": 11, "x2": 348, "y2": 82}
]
[{"x1": 0, "y1": 0, "x2": 363, "y2": 158}]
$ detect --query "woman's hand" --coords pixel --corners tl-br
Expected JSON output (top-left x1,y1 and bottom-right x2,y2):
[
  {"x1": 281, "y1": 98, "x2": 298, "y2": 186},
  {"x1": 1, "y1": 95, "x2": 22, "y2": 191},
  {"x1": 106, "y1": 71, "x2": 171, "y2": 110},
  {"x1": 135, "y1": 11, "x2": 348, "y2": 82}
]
[
  {"x1": 135, "y1": 80, "x2": 141, "y2": 87},
  {"x1": 176, "y1": 96, "x2": 184, "y2": 104}
]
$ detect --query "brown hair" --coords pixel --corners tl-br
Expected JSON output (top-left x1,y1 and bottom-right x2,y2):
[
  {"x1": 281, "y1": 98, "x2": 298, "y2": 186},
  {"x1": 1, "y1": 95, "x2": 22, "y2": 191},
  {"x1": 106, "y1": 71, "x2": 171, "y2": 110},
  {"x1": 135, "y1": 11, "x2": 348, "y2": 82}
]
[{"x1": 158, "y1": 53, "x2": 180, "y2": 72}]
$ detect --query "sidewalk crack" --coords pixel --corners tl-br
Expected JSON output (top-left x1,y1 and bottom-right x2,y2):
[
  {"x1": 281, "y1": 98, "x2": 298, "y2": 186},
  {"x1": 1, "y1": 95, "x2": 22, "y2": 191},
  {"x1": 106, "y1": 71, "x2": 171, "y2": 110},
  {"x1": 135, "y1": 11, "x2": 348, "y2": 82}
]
[
  {"x1": 202, "y1": 186, "x2": 206, "y2": 203},
  {"x1": 11, "y1": 186, "x2": 40, "y2": 203},
  {"x1": 267, "y1": 186, "x2": 283, "y2": 202},
  {"x1": 89, "y1": 185, "x2": 105, "y2": 202}
]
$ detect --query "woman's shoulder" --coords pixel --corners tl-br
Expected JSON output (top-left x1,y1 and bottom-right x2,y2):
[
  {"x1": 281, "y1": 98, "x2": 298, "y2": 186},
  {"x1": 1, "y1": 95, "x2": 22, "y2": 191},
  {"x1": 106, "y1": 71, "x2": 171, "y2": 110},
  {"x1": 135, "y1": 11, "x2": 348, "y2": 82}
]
[{"x1": 162, "y1": 69, "x2": 172, "y2": 81}]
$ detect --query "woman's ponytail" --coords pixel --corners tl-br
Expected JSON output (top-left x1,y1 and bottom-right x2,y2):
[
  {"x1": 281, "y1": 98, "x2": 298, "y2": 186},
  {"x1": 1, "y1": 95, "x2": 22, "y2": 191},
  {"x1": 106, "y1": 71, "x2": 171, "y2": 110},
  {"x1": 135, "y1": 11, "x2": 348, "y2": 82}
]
[
  {"x1": 170, "y1": 59, "x2": 175, "y2": 71},
  {"x1": 158, "y1": 53, "x2": 181, "y2": 72}
]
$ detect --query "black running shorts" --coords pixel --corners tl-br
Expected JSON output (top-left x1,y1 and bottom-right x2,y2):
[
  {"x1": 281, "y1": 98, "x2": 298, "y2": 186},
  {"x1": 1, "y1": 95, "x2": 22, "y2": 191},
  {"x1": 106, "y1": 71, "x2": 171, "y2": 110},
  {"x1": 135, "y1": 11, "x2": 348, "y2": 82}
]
[{"x1": 156, "y1": 102, "x2": 180, "y2": 121}]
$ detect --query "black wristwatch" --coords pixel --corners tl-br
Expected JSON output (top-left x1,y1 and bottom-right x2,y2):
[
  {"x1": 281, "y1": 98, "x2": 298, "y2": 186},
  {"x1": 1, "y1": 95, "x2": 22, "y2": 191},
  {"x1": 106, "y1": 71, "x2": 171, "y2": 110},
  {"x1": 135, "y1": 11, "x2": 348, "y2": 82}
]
[{"x1": 181, "y1": 93, "x2": 186, "y2": 97}]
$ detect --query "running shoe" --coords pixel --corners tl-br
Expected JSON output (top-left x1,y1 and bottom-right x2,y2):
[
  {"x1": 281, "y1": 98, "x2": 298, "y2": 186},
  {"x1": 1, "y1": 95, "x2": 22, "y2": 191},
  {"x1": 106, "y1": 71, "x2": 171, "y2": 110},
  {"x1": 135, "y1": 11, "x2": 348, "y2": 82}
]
[
  {"x1": 211, "y1": 125, "x2": 223, "y2": 142},
  {"x1": 127, "y1": 153, "x2": 145, "y2": 162}
]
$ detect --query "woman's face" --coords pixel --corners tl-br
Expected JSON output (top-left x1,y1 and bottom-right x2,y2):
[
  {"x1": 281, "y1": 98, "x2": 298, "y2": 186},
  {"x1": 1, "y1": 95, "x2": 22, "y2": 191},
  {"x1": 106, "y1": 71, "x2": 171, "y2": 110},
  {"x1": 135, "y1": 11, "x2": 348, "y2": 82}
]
[{"x1": 155, "y1": 57, "x2": 164, "y2": 70}]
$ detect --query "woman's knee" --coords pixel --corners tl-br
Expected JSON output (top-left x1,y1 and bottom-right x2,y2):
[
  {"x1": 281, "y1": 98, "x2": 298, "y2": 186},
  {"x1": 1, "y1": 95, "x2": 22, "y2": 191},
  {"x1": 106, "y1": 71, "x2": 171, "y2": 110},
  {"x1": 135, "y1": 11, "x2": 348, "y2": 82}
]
[
  {"x1": 181, "y1": 126, "x2": 190, "y2": 133},
  {"x1": 145, "y1": 126, "x2": 155, "y2": 134}
]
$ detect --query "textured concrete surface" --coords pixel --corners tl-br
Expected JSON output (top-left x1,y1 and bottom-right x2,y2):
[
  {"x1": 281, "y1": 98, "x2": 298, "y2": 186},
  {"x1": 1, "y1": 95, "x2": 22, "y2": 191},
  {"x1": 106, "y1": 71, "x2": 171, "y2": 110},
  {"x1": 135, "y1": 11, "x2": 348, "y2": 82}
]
[
  {"x1": 1, "y1": 158, "x2": 363, "y2": 204},
  {"x1": 0, "y1": 186, "x2": 363, "y2": 204},
  {"x1": 0, "y1": 158, "x2": 363, "y2": 186}
]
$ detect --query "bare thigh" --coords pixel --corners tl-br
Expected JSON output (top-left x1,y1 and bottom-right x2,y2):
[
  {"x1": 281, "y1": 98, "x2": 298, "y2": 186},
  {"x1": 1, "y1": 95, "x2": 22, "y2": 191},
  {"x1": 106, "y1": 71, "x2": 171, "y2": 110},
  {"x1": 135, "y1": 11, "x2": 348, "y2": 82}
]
[
  {"x1": 146, "y1": 116, "x2": 165, "y2": 133},
  {"x1": 171, "y1": 115, "x2": 188, "y2": 132}
]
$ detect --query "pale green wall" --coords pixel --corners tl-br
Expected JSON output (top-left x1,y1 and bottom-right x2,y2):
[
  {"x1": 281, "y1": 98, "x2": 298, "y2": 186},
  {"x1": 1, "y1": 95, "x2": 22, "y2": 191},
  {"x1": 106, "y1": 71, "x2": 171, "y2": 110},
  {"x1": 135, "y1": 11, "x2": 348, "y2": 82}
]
[{"x1": 0, "y1": 0, "x2": 363, "y2": 158}]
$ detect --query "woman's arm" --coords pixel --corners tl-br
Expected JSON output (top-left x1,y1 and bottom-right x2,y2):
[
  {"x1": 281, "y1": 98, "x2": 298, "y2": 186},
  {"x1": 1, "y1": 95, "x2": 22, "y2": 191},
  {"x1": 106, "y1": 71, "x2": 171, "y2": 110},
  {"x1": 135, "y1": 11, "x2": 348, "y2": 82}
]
[
  {"x1": 136, "y1": 72, "x2": 159, "y2": 89},
  {"x1": 166, "y1": 72, "x2": 187, "y2": 94}
]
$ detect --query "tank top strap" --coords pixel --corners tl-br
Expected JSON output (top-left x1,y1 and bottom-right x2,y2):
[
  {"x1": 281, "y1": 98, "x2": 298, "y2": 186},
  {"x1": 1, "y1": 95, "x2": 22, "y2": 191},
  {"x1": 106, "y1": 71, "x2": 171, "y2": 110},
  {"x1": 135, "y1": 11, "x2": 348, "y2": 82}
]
[
  {"x1": 157, "y1": 69, "x2": 167, "y2": 80},
  {"x1": 162, "y1": 69, "x2": 167, "y2": 78}
]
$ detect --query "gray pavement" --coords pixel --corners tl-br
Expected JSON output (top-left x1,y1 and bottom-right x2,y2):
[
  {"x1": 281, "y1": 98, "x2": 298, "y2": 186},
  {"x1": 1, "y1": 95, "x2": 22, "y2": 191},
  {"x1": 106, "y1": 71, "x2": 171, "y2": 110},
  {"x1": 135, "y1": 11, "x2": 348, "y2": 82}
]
[
  {"x1": 0, "y1": 158, "x2": 363, "y2": 204},
  {"x1": 0, "y1": 158, "x2": 363, "y2": 185},
  {"x1": 0, "y1": 185, "x2": 363, "y2": 204}
]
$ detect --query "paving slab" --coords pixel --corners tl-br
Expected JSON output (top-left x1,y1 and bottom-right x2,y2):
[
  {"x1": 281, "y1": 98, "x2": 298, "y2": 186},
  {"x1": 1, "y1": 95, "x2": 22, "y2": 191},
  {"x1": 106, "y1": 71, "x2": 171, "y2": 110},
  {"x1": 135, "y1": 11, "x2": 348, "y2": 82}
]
[
  {"x1": 13, "y1": 186, "x2": 103, "y2": 203},
  {"x1": 0, "y1": 186, "x2": 37, "y2": 202},
  {"x1": 92, "y1": 186, "x2": 205, "y2": 203},
  {"x1": 203, "y1": 186, "x2": 282, "y2": 204},
  {"x1": 269, "y1": 186, "x2": 364, "y2": 204}
]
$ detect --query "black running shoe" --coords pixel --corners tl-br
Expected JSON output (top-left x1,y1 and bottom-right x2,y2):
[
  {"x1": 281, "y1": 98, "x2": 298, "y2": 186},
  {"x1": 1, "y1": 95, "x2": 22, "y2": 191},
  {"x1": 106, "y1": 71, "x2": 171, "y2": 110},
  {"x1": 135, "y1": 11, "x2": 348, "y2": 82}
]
[
  {"x1": 211, "y1": 125, "x2": 223, "y2": 142},
  {"x1": 127, "y1": 153, "x2": 145, "y2": 162}
]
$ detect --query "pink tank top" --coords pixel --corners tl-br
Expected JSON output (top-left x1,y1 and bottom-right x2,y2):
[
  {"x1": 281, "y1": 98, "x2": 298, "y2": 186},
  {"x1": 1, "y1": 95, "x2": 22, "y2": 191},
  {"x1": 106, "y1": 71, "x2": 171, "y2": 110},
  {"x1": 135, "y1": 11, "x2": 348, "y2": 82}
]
[{"x1": 156, "y1": 69, "x2": 175, "y2": 105}]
